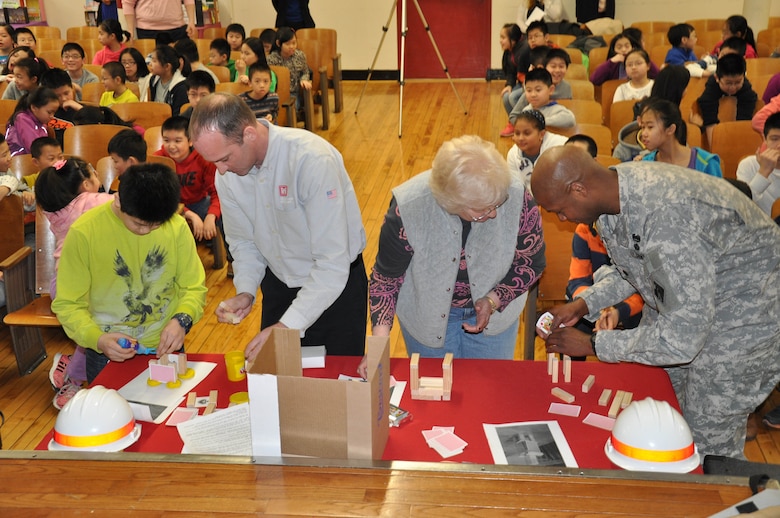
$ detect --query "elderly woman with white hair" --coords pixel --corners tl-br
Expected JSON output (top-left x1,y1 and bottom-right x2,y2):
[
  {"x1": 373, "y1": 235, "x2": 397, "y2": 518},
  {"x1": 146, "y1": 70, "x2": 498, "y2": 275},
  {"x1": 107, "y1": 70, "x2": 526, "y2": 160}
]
[{"x1": 359, "y1": 135, "x2": 546, "y2": 374}]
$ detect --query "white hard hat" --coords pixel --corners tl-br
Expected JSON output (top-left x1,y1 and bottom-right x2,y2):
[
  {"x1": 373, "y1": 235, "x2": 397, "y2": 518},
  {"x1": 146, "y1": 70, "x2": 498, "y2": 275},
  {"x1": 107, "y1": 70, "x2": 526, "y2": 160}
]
[
  {"x1": 604, "y1": 397, "x2": 699, "y2": 473},
  {"x1": 49, "y1": 385, "x2": 141, "y2": 452}
]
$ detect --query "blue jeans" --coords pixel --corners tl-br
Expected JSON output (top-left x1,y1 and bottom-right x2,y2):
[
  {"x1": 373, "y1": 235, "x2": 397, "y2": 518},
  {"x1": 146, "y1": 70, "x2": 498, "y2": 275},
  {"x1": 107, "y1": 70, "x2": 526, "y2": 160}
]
[
  {"x1": 502, "y1": 84, "x2": 524, "y2": 115},
  {"x1": 401, "y1": 307, "x2": 518, "y2": 359}
]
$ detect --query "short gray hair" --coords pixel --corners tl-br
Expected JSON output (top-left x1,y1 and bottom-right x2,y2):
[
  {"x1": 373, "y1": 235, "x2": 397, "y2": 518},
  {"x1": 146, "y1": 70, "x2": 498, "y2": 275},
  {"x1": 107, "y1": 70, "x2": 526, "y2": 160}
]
[
  {"x1": 430, "y1": 135, "x2": 511, "y2": 214},
  {"x1": 189, "y1": 93, "x2": 258, "y2": 144}
]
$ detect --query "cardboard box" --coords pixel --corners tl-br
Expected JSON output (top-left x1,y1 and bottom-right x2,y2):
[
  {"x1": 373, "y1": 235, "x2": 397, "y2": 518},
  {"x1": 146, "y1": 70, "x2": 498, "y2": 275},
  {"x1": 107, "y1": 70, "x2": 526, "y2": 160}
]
[{"x1": 247, "y1": 328, "x2": 389, "y2": 460}]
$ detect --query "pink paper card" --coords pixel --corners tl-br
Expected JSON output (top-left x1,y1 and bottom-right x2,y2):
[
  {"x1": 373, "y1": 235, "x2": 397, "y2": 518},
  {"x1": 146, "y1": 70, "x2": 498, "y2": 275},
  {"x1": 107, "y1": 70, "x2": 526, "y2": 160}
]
[
  {"x1": 432, "y1": 426, "x2": 455, "y2": 433},
  {"x1": 433, "y1": 431, "x2": 468, "y2": 452},
  {"x1": 422, "y1": 429, "x2": 446, "y2": 444},
  {"x1": 166, "y1": 407, "x2": 199, "y2": 426},
  {"x1": 548, "y1": 402, "x2": 582, "y2": 417},
  {"x1": 149, "y1": 362, "x2": 176, "y2": 383},
  {"x1": 583, "y1": 412, "x2": 615, "y2": 431},
  {"x1": 430, "y1": 440, "x2": 463, "y2": 459}
]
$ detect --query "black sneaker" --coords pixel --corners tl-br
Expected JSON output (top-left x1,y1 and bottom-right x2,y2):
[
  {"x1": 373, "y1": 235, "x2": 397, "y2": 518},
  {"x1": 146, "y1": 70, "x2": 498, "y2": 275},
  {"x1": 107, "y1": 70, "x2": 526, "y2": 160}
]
[{"x1": 763, "y1": 405, "x2": 780, "y2": 429}]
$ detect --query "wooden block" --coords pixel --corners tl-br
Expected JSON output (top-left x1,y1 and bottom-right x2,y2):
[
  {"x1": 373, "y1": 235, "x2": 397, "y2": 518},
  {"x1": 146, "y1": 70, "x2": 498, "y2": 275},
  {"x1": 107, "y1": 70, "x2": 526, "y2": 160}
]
[
  {"x1": 608, "y1": 390, "x2": 624, "y2": 418},
  {"x1": 158, "y1": 354, "x2": 168, "y2": 366},
  {"x1": 416, "y1": 387, "x2": 443, "y2": 400},
  {"x1": 563, "y1": 355, "x2": 571, "y2": 383},
  {"x1": 177, "y1": 352, "x2": 188, "y2": 376},
  {"x1": 621, "y1": 391, "x2": 633, "y2": 409},
  {"x1": 547, "y1": 353, "x2": 555, "y2": 375},
  {"x1": 203, "y1": 402, "x2": 216, "y2": 415},
  {"x1": 442, "y1": 353, "x2": 453, "y2": 401},
  {"x1": 410, "y1": 353, "x2": 420, "y2": 392},
  {"x1": 551, "y1": 387, "x2": 575, "y2": 404},
  {"x1": 186, "y1": 392, "x2": 196, "y2": 408},
  {"x1": 419, "y1": 376, "x2": 444, "y2": 389},
  {"x1": 598, "y1": 388, "x2": 612, "y2": 406},
  {"x1": 582, "y1": 374, "x2": 595, "y2": 393},
  {"x1": 208, "y1": 389, "x2": 218, "y2": 405},
  {"x1": 551, "y1": 356, "x2": 559, "y2": 383}
]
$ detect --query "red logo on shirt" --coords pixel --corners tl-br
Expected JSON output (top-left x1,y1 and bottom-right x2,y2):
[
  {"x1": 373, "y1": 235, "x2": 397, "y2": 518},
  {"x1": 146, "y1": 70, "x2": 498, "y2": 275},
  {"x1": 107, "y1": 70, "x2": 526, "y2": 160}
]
[{"x1": 279, "y1": 185, "x2": 288, "y2": 197}]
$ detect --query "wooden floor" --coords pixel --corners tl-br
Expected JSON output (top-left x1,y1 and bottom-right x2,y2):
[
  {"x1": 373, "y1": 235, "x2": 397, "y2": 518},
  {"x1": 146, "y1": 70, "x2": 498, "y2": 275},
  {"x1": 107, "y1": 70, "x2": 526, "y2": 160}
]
[{"x1": 1, "y1": 79, "x2": 778, "y2": 476}]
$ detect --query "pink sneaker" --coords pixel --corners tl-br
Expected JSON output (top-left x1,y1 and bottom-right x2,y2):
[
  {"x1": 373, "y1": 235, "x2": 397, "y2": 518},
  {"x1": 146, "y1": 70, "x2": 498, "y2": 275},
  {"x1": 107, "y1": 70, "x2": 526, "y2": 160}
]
[
  {"x1": 49, "y1": 352, "x2": 71, "y2": 390},
  {"x1": 53, "y1": 382, "x2": 82, "y2": 410},
  {"x1": 500, "y1": 121, "x2": 515, "y2": 137}
]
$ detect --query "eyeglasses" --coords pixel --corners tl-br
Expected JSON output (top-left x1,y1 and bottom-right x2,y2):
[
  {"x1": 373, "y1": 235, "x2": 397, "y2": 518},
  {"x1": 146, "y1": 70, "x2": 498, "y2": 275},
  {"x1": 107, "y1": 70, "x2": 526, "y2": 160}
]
[
  {"x1": 121, "y1": 60, "x2": 137, "y2": 67},
  {"x1": 471, "y1": 196, "x2": 508, "y2": 222},
  {"x1": 62, "y1": 54, "x2": 83, "y2": 60}
]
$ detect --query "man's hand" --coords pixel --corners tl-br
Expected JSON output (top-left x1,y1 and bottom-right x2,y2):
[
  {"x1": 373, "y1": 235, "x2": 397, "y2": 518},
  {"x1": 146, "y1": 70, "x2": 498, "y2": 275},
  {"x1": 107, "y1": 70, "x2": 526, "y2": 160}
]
[
  {"x1": 595, "y1": 306, "x2": 619, "y2": 331},
  {"x1": 216, "y1": 292, "x2": 254, "y2": 323},
  {"x1": 245, "y1": 322, "x2": 288, "y2": 362},
  {"x1": 545, "y1": 327, "x2": 595, "y2": 357},
  {"x1": 97, "y1": 333, "x2": 138, "y2": 362},
  {"x1": 535, "y1": 298, "x2": 589, "y2": 340},
  {"x1": 158, "y1": 318, "x2": 186, "y2": 356}
]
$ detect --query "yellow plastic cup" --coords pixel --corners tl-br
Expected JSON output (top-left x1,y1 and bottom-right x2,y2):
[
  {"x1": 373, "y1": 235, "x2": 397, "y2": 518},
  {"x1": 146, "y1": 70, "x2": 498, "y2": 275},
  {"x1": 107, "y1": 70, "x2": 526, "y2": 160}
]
[
  {"x1": 224, "y1": 351, "x2": 246, "y2": 381},
  {"x1": 229, "y1": 391, "x2": 249, "y2": 405}
]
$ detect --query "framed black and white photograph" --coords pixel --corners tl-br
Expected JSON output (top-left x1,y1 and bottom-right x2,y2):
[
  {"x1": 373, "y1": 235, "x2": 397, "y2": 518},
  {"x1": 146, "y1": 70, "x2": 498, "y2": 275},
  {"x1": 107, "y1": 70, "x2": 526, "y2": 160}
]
[{"x1": 483, "y1": 421, "x2": 578, "y2": 467}]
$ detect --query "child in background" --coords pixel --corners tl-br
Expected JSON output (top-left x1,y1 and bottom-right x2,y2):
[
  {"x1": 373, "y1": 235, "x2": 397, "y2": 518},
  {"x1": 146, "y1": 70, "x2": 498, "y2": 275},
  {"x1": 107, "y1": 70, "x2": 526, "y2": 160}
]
[
  {"x1": 711, "y1": 15, "x2": 757, "y2": 59},
  {"x1": 522, "y1": 67, "x2": 575, "y2": 128},
  {"x1": 695, "y1": 53, "x2": 757, "y2": 144},
  {"x1": 1, "y1": 46, "x2": 31, "y2": 83},
  {"x1": 2, "y1": 55, "x2": 48, "y2": 101},
  {"x1": 180, "y1": 70, "x2": 216, "y2": 119},
  {"x1": 36, "y1": 158, "x2": 114, "y2": 409},
  {"x1": 0, "y1": 134, "x2": 34, "y2": 209},
  {"x1": 665, "y1": 23, "x2": 711, "y2": 78},
  {"x1": 564, "y1": 135, "x2": 644, "y2": 338},
  {"x1": 174, "y1": 38, "x2": 220, "y2": 84},
  {"x1": 639, "y1": 99, "x2": 722, "y2": 177},
  {"x1": 737, "y1": 111, "x2": 780, "y2": 217},
  {"x1": 590, "y1": 31, "x2": 660, "y2": 86},
  {"x1": 99, "y1": 61, "x2": 139, "y2": 107},
  {"x1": 92, "y1": 19, "x2": 130, "y2": 66},
  {"x1": 209, "y1": 38, "x2": 237, "y2": 81},
  {"x1": 26, "y1": 136, "x2": 65, "y2": 189},
  {"x1": 612, "y1": 48, "x2": 653, "y2": 103},
  {"x1": 6, "y1": 88, "x2": 59, "y2": 156},
  {"x1": 0, "y1": 23, "x2": 15, "y2": 68},
  {"x1": 108, "y1": 128, "x2": 147, "y2": 181},
  {"x1": 504, "y1": 47, "x2": 571, "y2": 136},
  {"x1": 119, "y1": 48, "x2": 151, "y2": 102},
  {"x1": 236, "y1": 37, "x2": 276, "y2": 91},
  {"x1": 225, "y1": 23, "x2": 246, "y2": 52},
  {"x1": 239, "y1": 63, "x2": 279, "y2": 123},
  {"x1": 153, "y1": 116, "x2": 231, "y2": 272},
  {"x1": 148, "y1": 45, "x2": 190, "y2": 116},
  {"x1": 259, "y1": 28, "x2": 277, "y2": 56},
  {"x1": 50, "y1": 162, "x2": 207, "y2": 383},
  {"x1": 526, "y1": 20, "x2": 557, "y2": 50},
  {"x1": 60, "y1": 43, "x2": 99, "y2": 100},
  {"x1": 499, "y1": 23, "x2": 528, "y2": 137},
  {"x1": 41, "y1": 68, "x2": 82, "y2": 129},
  {"x1": 267, "y1": 27, "x2": 311, "y2": 112},
  {"x1": 14, "y1": 27, "x2": 36, "y2": 51},
  {"x1": 507, "y1": 109, "x2": 567, "y2": 191}
]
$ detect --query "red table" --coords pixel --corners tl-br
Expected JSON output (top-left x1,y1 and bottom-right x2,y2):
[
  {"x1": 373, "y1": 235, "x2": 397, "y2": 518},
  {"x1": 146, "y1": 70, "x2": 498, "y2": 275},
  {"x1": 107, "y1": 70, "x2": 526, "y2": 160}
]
[{"x1": 39, "y1": 354, "x2": 684, "y2": 470}]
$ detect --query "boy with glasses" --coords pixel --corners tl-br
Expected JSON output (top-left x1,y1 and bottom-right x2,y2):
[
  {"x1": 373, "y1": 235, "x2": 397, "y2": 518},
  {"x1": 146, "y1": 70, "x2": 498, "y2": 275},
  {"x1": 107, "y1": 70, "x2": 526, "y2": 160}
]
[{"x1": 60, "y1": 42, "x2": 98, "y2": 101}]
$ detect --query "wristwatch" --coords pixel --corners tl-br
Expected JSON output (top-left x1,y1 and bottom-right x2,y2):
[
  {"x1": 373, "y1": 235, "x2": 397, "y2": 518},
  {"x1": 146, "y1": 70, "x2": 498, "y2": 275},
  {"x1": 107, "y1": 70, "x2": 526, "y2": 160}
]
[{"x1": 172, "y1": 313, "x2": 193, "y2": 334}]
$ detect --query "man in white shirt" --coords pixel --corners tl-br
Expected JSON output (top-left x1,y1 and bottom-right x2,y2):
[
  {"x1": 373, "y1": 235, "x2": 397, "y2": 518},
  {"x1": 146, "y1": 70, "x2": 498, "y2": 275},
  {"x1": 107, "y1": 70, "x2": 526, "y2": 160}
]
[{"x1": 190, "y1": 93, "x2": 368, "y2": 361}]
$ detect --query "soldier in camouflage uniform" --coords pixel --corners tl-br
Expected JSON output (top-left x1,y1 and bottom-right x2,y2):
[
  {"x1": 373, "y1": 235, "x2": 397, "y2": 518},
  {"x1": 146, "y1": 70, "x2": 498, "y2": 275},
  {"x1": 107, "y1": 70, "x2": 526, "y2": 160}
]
[{"x1": 530, "y1": 145, "x2": 780, "y2": 459}]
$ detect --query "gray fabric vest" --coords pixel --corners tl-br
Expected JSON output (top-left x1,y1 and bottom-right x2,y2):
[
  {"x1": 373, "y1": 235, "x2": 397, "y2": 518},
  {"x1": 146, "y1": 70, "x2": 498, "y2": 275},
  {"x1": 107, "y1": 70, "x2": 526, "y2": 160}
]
[{"x1": 393, "y1": 171, "x2": 529, "y2": 347}]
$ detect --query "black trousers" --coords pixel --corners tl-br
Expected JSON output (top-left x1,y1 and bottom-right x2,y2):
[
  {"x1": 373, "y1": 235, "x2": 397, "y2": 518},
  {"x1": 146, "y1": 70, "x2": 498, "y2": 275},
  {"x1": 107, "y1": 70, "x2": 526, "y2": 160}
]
[{"x1": 260, "y1": 254, "x2": 368, "y2": 356}]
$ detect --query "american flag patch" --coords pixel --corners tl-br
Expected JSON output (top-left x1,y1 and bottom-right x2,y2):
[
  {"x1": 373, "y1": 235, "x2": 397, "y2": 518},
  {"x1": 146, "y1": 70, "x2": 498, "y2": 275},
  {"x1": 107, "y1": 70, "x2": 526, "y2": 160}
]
[{"x1": 326, "y1": 189, "x2": 337, "y2": 199}]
